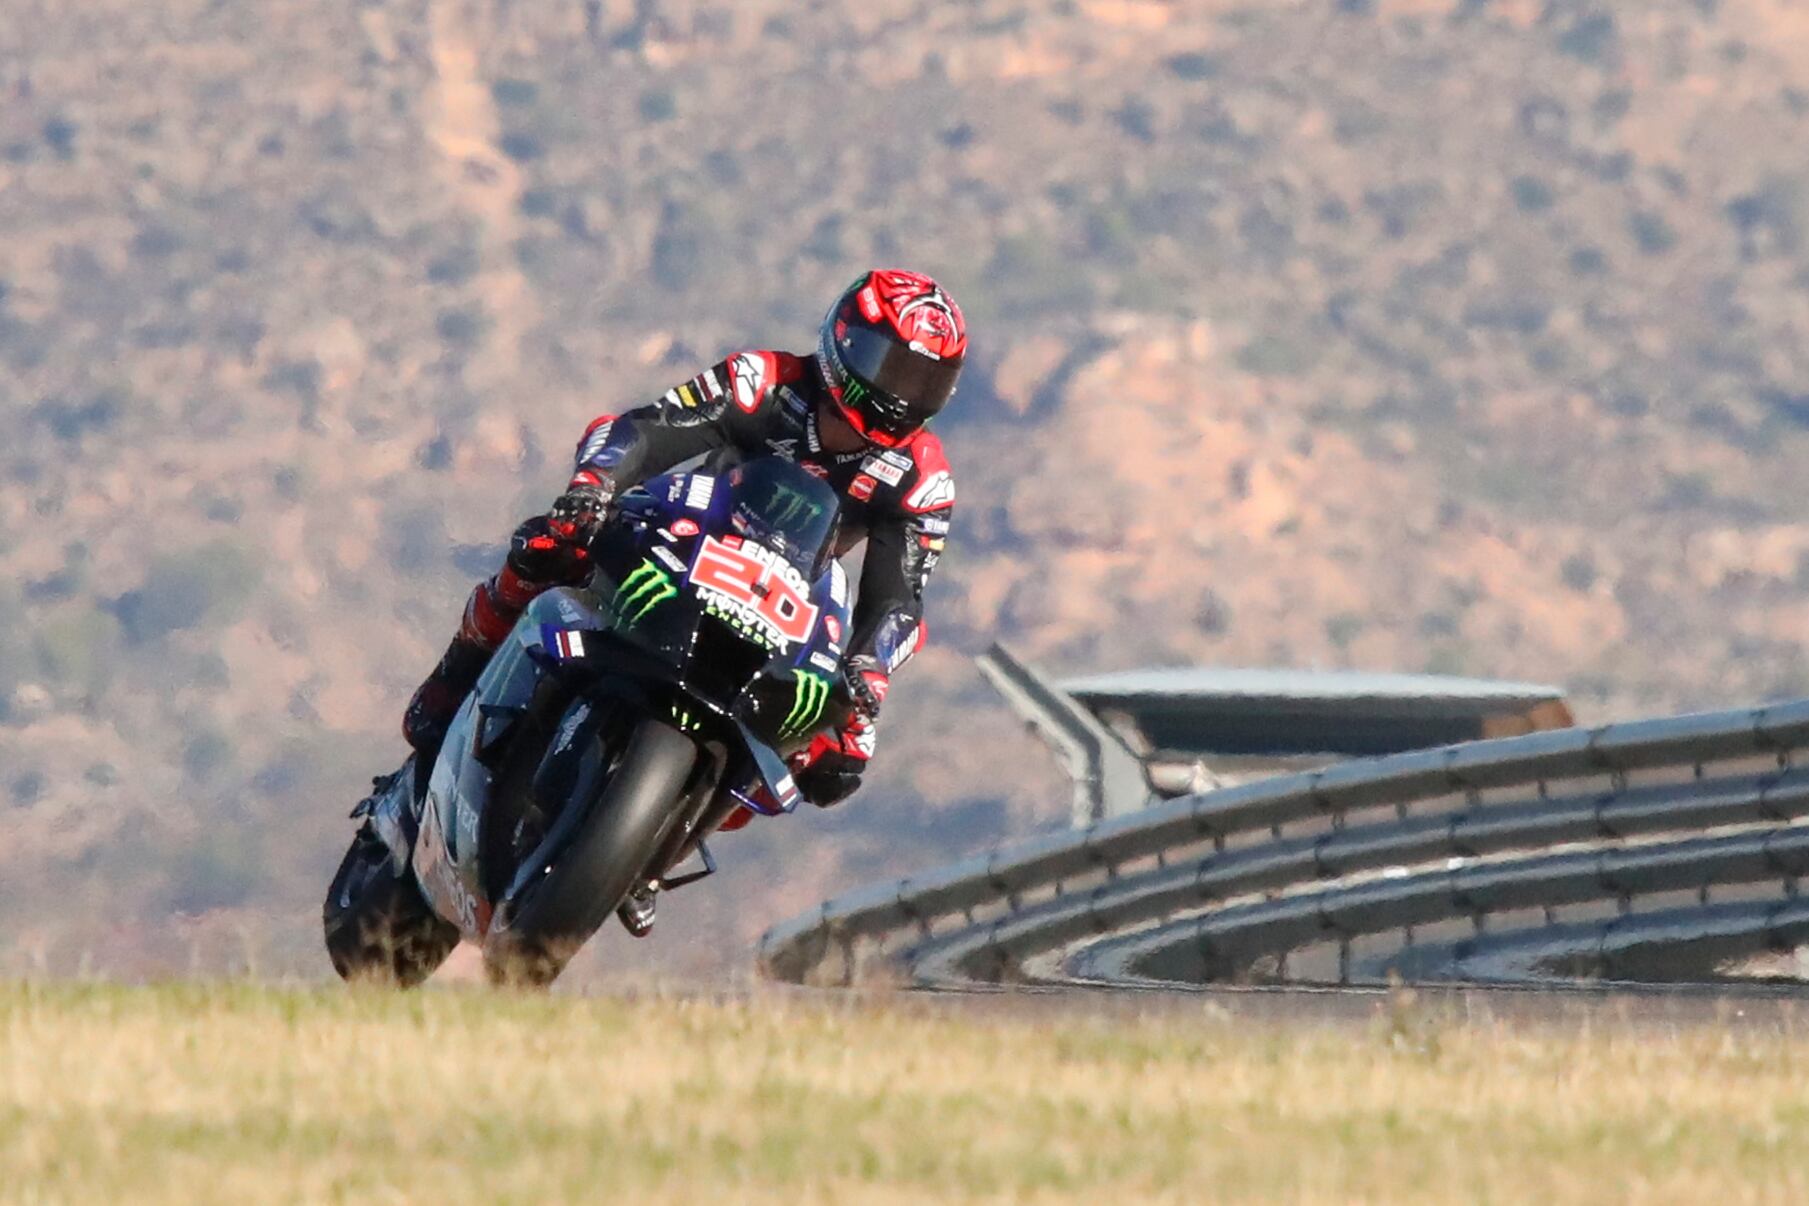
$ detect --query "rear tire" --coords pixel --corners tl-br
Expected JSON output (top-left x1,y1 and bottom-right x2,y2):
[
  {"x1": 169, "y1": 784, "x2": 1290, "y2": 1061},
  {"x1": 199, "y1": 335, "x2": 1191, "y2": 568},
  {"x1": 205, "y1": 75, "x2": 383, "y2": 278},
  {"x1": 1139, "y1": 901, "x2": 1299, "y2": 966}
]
[
  {"x1": 323, "y1": 826, "x2": 459, "y2": 988},
  {"x1": 483, "y1": 718, "x2": 697, "y2": 987}
]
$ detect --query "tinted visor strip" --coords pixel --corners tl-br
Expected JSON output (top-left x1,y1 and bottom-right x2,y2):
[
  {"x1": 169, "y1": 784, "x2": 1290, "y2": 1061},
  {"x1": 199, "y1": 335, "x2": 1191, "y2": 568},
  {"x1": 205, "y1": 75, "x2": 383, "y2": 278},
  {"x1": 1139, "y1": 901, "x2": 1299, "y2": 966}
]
[{"x1": 838, "y1": 327, "x2": 960, "y2": 412}]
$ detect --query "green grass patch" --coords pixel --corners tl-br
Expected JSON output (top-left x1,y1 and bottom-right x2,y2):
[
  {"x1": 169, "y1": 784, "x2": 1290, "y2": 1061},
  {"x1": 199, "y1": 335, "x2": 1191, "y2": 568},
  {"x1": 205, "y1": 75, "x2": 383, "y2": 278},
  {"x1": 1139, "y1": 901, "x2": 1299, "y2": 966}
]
[{"x1": 1, "y1": 982, "x2": 1807, "y2": 1202}]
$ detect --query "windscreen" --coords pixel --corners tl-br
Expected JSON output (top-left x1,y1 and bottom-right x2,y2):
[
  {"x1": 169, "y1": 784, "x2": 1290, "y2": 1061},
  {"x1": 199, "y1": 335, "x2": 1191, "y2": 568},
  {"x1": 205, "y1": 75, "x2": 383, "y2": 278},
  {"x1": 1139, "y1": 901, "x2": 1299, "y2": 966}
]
[{"x1": 726, "y1": 458, "x2": 841, "y2": 575}]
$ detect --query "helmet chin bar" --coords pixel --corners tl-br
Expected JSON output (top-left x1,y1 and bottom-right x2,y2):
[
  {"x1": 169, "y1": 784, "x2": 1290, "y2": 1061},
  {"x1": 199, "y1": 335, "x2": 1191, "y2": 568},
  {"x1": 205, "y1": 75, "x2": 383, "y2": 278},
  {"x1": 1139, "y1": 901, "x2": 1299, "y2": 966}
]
[{"x1": 821, "y1": 396, "x2": 906, "y2": 451}]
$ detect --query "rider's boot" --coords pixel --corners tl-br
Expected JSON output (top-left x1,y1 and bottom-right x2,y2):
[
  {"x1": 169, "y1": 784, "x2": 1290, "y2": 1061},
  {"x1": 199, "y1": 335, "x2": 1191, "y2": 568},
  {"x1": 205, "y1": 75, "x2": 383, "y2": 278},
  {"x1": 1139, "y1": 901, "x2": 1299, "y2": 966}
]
[
  {"x1": 402, "y1": 635, "x2": 493, "y2": 756},
  {"x1": 617, "y1": 879, "x2": 658, "y2": 938},
  {"x1": 403, "y1": 533, "x2": 575, "y2": 757}
]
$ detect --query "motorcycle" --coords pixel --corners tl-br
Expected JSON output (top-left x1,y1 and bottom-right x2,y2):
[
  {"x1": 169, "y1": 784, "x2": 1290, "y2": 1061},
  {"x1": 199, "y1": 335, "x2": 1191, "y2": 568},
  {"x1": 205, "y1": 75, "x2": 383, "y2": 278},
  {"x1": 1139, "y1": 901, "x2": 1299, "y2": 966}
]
[{"x1": 323, "y1": 456, "x2": 855, "y2": 987}]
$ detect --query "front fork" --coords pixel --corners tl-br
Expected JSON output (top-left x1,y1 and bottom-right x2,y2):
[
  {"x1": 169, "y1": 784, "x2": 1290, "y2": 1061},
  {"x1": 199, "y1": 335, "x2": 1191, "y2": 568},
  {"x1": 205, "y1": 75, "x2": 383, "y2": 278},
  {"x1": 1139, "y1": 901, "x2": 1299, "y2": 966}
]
[{"x1": 638, "y1": 743, "x2": 744, "y2": 893}]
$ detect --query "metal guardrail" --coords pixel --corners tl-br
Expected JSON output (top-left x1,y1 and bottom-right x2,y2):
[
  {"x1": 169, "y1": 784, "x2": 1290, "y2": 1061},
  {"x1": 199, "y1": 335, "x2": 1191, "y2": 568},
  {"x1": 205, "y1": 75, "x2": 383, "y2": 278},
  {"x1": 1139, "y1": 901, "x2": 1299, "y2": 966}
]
[{"x1": 758, "y1": 700, "x2": 1809, "y2": 989}]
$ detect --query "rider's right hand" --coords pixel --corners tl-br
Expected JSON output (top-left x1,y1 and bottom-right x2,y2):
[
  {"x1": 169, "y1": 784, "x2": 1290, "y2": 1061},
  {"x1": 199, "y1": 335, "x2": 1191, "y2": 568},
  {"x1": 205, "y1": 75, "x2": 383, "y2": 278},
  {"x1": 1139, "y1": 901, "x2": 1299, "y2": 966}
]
[
  {"x1": 506, "y1": 514, "x2": 592, "y2": 585},
  {"x1": 549, "y1": 484, "x2": 611, "y2": 540}
]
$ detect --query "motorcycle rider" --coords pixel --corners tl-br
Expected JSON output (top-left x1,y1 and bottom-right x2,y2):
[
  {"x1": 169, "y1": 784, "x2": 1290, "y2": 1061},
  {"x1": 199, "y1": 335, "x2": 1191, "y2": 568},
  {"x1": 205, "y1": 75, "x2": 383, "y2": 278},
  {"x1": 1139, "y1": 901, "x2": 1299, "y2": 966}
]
[{"x1": 400, "y1": 269, "x2": 964, "y2": 932}]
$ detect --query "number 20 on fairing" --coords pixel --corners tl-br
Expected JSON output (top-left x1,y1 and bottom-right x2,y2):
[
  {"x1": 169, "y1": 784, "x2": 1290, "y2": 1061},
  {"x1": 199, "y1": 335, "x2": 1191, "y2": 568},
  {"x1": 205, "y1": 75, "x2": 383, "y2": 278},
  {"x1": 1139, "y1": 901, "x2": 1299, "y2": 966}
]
[{"x1": 688, "y1": 536, "x2": 820, "y2": 645}]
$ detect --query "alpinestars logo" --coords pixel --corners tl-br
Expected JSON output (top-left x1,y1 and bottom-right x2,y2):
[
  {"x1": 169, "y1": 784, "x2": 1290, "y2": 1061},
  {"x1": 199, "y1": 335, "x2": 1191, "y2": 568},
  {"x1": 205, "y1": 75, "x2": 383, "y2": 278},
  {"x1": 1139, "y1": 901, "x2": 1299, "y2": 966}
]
[
  {"x1": 615, "y1": 561, "x2": 676, "y2": 623},
  {"x1": 783, "y1": 670, "x2": 832, "y2": 738},
  {"x1": 731, "y1": 352, "x2": 767, "y2": 413}
]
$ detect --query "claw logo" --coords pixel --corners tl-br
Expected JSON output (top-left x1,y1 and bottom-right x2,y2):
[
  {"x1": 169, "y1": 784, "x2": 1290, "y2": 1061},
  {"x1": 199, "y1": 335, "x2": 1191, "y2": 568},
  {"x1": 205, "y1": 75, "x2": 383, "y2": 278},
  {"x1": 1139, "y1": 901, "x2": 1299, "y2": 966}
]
[
  {"x1": 768, "y1": 483, "x2": 825, "y2": 527},
  {"x1": 783, "y1": 670, "x2": 832, "y2": 737},
  {"x1": 615, "y1": 560, "x2": 676, "y2": 623}
]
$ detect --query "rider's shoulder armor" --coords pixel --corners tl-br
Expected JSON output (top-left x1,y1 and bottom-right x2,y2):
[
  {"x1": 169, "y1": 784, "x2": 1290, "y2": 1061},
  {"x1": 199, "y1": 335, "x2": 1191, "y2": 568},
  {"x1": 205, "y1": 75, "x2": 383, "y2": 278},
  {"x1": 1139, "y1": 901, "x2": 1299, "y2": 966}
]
[
  {"x1": 851, "y1": 429, "x2": 956, "y2": 517},
  {"x1": 716, "y1": 349, "x2": 813, "y2": 417}
]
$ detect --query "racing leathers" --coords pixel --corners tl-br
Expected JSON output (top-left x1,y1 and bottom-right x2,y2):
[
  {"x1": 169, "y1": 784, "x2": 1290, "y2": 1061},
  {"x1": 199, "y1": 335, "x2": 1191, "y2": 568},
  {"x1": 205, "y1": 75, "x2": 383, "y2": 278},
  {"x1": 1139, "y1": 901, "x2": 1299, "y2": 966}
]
[{"x1": 403, "y1": 349, "x2": 955, "y2": 808}]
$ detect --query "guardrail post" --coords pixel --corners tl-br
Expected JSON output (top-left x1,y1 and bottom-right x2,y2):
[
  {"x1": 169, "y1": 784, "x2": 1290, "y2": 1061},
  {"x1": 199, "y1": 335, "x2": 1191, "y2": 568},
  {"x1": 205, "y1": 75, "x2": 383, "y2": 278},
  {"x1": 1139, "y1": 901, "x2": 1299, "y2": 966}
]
[{"x1": 976, "y1": 643, "x2": 1153, "y2": 826}]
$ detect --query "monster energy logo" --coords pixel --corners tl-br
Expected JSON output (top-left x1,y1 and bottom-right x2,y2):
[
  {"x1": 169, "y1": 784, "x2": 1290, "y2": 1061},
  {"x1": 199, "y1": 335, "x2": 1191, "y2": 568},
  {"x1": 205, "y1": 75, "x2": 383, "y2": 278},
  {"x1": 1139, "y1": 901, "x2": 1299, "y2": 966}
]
[
  {"x1": 782, "y1": 670, "x2": 831, "y2": 737},
  {"x1": 768, "y1": 483, "x2": 823, "y2": 528},
  {"x1": 615, "y1": 560, "x2": 675, "y2": 623}
]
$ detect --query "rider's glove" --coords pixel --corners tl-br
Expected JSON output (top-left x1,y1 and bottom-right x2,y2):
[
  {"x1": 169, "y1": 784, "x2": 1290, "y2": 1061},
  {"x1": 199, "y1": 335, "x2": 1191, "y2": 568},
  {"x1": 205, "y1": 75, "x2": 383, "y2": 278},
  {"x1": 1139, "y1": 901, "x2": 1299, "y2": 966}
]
[
  {"x1": 793, "y1": 748, "x2": 866, "y2": 808},
  {"x1": 792, "y1": 720, "x2": 876, "y2": 808},
  {"x1": 548, "y1": 483, "x2": 612, "y2": 541},
  {"x1": 842, "y1": 654, "x2": 890, "y2": 723},
  {"x1": 507, "y1": 515, "x2": 591, "y2": 584}
]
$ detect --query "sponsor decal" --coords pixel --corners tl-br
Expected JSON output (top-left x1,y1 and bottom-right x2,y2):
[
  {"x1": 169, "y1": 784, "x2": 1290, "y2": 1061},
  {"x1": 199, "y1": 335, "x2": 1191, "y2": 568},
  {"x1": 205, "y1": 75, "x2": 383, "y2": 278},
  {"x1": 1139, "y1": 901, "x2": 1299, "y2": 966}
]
[
  {"x1": 783, "y1": 670, "x2": 832, "y2": 737},
  {"x1": 689, "y1": 535, "x2": 820, "y2": 648},
  {"x1": 884, "y1": 621, "x2": 923, "y2": 673},
  {"x1": 766, "y1": 438, "x2": 799, "y2": 458},
  {"x1": 702, "y1": 369, "x2": 723, "y2": 400},
  {"x1": 919, "y1": 535, "x2": 945, "y2": 551},
  {"x1": 801, "y1": 462, "x2": 829, "y2": 480},
  {"x1": 615, "y1": 561, "x2": 676, "y2": 624},
  {"x1": 415, "y1": 801, "x2": 483, "y2": 936},
  {"x1": 766, "y1": 481, "x2": 826, "y2": 528},
  {"x1": 685, "y1": 474, "x2": 715, "y2": 510},
  {"x1": 554, "y1": 629, "x2": 586, "y2": 660},
  {"x1": 918, "y1": 515, "x2": 951, "y2": 535},
  {"x1": 671, "y1": 518, "x2": 700, "y2": 538},
  {"x1": 905, "y1": 469, "x2": 955, "y2": 512},
  {"x1": 828, "y1": 562, "x2": 849, "y2": 607},
  {"x1": 666, "y1": 479, "x2": 685, "y2": 501},
  {"x1": 773, "y1": 772, "x2": 799, "y2": 810},
  {"x1": 823, "y1": 613, "x2": 843, "y2": 643},
  {"x1": 860, "y1": 454, "x2": 906, "y2": 487},
  {"x1": 849, "y1": 474, "x2": 876, "y2": 502},
  {"x1": 809, "y1": 650, "x2": 840, "y2": 673},
  {"x1": 652, "y1": 546, "x2": 687, "y2": 573}
]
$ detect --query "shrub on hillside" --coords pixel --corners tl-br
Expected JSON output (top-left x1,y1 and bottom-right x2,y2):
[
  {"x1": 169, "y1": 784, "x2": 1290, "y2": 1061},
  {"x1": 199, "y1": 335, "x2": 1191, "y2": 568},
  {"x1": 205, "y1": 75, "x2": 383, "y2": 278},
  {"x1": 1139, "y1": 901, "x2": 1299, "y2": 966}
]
[
  {"x1": 32, "y1": 605, "x2": 124, "y2": 702},
  {"x1": 113, "y1": 542, "x2": 262, "y2": 646}
]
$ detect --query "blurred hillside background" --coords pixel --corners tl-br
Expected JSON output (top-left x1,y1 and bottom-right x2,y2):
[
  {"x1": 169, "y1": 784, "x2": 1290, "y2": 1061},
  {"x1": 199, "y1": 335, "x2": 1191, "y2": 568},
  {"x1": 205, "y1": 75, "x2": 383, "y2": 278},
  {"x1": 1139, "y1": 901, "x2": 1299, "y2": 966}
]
[{"x1": 7, "y1": 0, "x2": 1809, "y2": 977}]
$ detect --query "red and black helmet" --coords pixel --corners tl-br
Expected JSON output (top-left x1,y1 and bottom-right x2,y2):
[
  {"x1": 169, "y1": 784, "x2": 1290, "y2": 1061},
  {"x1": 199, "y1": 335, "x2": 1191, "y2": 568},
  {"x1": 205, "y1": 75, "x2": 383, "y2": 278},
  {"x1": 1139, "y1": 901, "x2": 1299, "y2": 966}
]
[{"x1": 817, "y1": 269, "x2": 967, "y2": 448}]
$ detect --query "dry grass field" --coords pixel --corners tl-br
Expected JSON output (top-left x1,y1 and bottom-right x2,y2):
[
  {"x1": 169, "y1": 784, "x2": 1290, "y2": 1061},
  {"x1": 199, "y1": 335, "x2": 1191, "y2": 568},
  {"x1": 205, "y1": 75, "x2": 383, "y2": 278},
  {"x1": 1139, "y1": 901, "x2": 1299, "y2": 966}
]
[{"x1": 2, "y1": 981, "x2": 1808, "y2": 1203}]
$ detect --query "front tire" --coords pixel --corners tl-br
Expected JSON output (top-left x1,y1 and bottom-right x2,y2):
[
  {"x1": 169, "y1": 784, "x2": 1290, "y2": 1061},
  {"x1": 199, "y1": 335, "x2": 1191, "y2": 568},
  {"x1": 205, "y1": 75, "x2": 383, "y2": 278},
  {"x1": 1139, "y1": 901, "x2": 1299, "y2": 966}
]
[
  {"x1": 323, "y1": 826, "x2": 459, "y2": 987},
  {"x1": 483, "y1": 718, "x2": 697, "y2": 987}
]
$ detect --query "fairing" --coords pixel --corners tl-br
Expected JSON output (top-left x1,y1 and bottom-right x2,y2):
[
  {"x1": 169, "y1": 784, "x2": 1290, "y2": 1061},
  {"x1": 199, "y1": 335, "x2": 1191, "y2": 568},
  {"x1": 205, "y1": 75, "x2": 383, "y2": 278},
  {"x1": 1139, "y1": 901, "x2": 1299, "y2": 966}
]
[{"x1": 411, "y1": 459, "x2": 853, "y2": 941}]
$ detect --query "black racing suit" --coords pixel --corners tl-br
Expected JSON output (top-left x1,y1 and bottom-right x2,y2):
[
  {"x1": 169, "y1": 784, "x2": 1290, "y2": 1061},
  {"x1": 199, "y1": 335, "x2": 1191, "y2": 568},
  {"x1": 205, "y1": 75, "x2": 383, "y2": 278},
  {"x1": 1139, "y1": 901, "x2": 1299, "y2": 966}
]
[{"x1": 412, "y1": 348, "x2": 954, "y2": 805}]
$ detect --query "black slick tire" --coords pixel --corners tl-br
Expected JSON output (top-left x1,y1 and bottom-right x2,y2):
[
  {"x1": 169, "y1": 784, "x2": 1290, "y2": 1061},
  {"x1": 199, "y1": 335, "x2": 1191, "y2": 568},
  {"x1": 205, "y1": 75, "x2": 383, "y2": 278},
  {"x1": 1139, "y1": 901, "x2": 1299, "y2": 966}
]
[{"x1": 483, "y1": 718, "x2": 697, "y2": 987}]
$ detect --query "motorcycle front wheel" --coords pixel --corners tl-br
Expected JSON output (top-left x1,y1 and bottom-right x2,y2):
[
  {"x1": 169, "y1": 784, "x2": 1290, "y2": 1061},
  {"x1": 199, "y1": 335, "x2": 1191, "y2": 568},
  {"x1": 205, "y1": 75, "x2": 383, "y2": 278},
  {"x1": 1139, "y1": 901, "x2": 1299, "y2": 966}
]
[{"x1": 482, "y1": 717, "x2": 698, "y2": 987}]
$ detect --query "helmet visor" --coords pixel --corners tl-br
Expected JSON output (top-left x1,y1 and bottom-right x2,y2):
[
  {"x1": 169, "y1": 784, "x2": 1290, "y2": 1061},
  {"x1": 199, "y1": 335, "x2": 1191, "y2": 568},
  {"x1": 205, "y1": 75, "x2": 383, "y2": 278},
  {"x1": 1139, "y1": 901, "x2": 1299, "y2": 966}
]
[{"x1": 834, "y1": 325, "x2": 961, "y2": 420}]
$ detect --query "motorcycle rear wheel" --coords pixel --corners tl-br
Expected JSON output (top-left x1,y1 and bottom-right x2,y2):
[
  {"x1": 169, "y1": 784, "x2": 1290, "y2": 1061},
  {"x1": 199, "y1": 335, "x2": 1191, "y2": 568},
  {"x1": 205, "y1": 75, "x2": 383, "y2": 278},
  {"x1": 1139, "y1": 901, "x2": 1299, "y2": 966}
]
[
  {"x1": 483, "y1": 717, "x2": 697, "y2": 987},
  {"x1": 323, "y1": 825, "x2": 459, "y2": 987}
]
